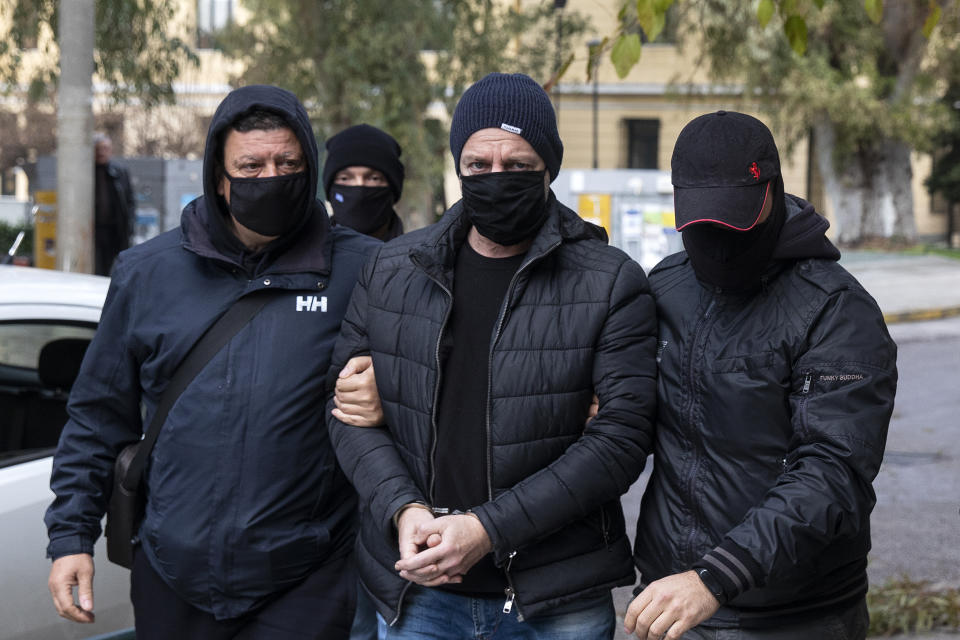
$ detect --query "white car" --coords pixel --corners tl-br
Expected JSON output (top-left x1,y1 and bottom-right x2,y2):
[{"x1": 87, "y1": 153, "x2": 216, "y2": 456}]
[{"x1": 0, "y1": 265, "x2": 134, "y2": 639}]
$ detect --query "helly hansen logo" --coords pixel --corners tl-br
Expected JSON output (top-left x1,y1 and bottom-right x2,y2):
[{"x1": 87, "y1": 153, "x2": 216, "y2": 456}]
[{"x1": 296, "y1": 295, "x2": 327, "y2": 312}]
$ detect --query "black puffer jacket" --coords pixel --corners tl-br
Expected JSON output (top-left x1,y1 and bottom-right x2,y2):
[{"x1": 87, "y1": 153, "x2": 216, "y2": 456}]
[
  {"x1": 328, "y1": 196, "x2": 658, "y2": 623},
  {"x1": 634, "y1": 195, "x2": 897, "y2": 625}
]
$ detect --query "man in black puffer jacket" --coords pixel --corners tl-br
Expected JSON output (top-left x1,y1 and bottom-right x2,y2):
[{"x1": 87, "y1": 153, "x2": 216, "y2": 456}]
[
  {"x1": 327, "y1": 73, "x2": 658, "y2": 639},
  {"x1": 624, "y1": 111, "x2": 897, "y2": 640}
]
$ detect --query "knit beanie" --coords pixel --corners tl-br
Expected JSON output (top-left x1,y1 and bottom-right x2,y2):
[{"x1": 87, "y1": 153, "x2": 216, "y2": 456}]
[
  {"x1": 322, "y1": 124, "x2": 405, "y2": 202},
  {"x1": 449, "y1": 73, "x2": 563, "y2": 182}
]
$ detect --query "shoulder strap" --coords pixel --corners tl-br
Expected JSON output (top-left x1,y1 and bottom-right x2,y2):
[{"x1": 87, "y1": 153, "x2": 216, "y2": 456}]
[{"x1": 120, "y1": 288, "x2": 281, "y2": 491}]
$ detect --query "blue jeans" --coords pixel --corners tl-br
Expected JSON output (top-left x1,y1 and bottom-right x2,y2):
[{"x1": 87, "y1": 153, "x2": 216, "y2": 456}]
[{"x1": 382, "y1": 585, "x2": 615, "y2": 640}]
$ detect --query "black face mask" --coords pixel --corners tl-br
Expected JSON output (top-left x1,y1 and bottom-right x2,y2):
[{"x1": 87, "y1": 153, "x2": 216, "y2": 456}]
[
  {"x1": 224, "y1": 171, "x2": 311, "y2": 237},
  {"x1": 329, "y1": 185, "x2": 394, "y2": 236},
  {"x1": 460, "y1": 170, "x2": 549, "y2": 246},
  {"x1": 682, "y1": 182, "x2": 786, "y2": 292}
]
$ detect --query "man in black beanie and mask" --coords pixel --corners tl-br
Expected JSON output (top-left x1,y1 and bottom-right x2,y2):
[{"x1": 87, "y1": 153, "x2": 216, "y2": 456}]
[
  {"x1": 323, "y1": 124, "x2": 405, "y2": 241},
  {"x1": 46, "y1": 85, "x2": 379, "y2": 639},
  {"x1": 326, "y1": 72, "x2": 658, "y2": 639},
  {"x1": 623, "y1": 111, "x2": 898, "y2": 639}
]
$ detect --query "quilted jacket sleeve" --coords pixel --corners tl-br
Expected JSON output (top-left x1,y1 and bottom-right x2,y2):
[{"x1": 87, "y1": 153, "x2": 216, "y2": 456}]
[
  {"x1": 326, "y1": 247, "x2": 426, "y2": 545},
  {"x1": 697, "y1": 286, "x2": 898, "y2": 599},
  {"x1": 472, "y1": 258, "x2": 658, "y2": 564}
]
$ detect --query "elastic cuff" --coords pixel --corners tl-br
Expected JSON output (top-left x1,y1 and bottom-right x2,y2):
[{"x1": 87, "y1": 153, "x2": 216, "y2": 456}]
[
  {"x1": 47, "y1": 534, "x2": 95, "y2": 560},
  {"x1": 692, "y1": 539, "x2": 764, "y2": 601}
]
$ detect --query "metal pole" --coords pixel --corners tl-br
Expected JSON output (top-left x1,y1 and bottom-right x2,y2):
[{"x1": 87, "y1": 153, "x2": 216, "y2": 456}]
[{"x1": 57, "y1": 0, "x2": 95, "y2": 273}]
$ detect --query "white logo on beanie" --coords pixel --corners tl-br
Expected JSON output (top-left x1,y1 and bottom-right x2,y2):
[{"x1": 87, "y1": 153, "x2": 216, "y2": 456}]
[{"x1": 500, "y1": 123, "x2": 522, "y2": 135}]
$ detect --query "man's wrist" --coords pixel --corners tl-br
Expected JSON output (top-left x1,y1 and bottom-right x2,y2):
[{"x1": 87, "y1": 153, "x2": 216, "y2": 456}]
[
  {"x1": 392, "y1": 502, "x2": 432, "y2": 528},
  {"x1": 695, "y1": 567, "x2": 729, "y2": 605}
]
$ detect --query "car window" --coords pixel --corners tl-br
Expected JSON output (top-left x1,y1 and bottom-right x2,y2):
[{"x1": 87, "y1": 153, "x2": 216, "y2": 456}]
[
  {"x1": 0, "y1": 321, "x2": 96, "y2": 464},
  {"x1": 0, "y1": 322, "x2": 95, "y2": 370}
]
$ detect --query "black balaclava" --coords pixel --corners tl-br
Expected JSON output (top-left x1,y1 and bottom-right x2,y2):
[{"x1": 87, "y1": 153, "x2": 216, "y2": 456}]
[{"x1": 682, "y1": 176, "x2": 786, "y2": 292}]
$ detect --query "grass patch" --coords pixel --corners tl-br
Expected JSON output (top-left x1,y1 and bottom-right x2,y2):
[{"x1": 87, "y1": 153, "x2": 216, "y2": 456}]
[
  {"x1": 868, "y1": 577, "x2": 960, "y2": 635},
  {"x1": 899, "y1": 245, "x2": 960, "y2": 260}
]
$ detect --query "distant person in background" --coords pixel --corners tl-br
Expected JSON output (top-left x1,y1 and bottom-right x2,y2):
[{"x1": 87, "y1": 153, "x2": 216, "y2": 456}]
[
  {"x1": 323, "y1": 124, "x2": 405, "y2": 241},
  {"x1": 93, "y1": 133, "x2": 135, "y2": 276}
]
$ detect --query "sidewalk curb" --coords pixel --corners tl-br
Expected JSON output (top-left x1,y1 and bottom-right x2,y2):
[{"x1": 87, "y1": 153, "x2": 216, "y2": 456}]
[{"x1": 883, "y1": 306, "x2": 960, "y2": 324}]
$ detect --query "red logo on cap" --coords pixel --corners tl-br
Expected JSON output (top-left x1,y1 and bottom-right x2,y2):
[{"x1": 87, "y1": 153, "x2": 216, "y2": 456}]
[{"x1": 749, "y1": 162, "x2": 760, "y2": 180}]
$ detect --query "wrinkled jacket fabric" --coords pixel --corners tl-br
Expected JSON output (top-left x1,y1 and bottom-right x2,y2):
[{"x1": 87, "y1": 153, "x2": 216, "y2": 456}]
[
  {"x1": 634, "y1": 195, "x2": 897, "y2": 624},
  {"x1": 46, "y1": 85, "x2": 379, "y2": 619},
  {"x1": 327, "y1": 197, "x2": 658, "y2": 623}
]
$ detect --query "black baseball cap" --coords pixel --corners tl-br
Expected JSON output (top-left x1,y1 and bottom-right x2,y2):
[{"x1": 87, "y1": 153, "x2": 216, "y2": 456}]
[{"x1": 671, "y1": 110, "x2": 780, "y2": 231}]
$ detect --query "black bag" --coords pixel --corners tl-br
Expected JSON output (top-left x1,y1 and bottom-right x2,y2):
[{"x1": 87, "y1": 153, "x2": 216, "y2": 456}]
[
  {"x1": 104, "y1": 288, "x2": 281, "y2": 568},
  {"x1": 105, "y1": 443, "x2": 145, "y2": 568}
]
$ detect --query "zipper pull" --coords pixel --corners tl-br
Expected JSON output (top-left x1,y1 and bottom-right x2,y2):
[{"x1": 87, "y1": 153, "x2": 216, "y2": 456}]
[
  {"x1": 802, "y1": 373, "x2": 812, "y2": 394},
  {"x1": 503, "y1": 587, "x2": 516, "y2": 613}
]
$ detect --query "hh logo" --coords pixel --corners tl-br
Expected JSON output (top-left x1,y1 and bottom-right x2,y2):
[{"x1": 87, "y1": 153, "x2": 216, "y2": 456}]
[{"x1": 296, "y1": 295, "x2": 327, "y2": 312}]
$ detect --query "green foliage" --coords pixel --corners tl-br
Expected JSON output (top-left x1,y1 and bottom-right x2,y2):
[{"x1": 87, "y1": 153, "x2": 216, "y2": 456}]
[
  {"x1": 867, "y1": 577, "x2": 960, "y2": 634},
  {"x1": 612, "y1": 33, "x2": 642, "y2": 78},
  {"x1": 674, "y1": 0, "x2": 957, "y2": 163},
  {"x1": 0, "y1": 0, "x2": 197, "y2": 107},
  {"x1": 613, "y1": 1, "x2": 945, "y2": 77},
  {"x1": 221, "y1": 0, "x2": 589, "y2": 220},
  {"x1": 783, "y1": 15, "x2": 808, "y2": 54}
]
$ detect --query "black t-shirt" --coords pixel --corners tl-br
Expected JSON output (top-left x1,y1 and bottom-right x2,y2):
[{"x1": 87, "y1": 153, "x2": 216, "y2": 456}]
[{"x1": 434, "y1": 240, "x2": 524, "y2": 595}]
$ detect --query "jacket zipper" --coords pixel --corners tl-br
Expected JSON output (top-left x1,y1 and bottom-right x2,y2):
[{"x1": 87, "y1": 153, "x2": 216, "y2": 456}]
[
  {"x1": 394, "y1": 258, "x2": 453, "y2": 626},
  {"x1": 485, "y1": 239, "x2": 560, "y2": 621},
  {"x1": 682, "y1": 294, "x2": 717, "y2": 561},
  {"x1": 600, "y1": 506, "x2": 611, "y2": 549},
  {"x1": 424, "y1": 272, "x2": 454, "y2": 510},
  {"x1": 502, "y1": 551, "x2": 523, "y2": 620}
]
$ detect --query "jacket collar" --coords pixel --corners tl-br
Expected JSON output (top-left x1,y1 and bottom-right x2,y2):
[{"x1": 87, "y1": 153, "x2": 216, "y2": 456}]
[
  {"x1": 180, "y1": 197, "x2": 332, "y2": 278},
  {"x1": 409, "y1": 192, "x2": 604, "y2": 287}
]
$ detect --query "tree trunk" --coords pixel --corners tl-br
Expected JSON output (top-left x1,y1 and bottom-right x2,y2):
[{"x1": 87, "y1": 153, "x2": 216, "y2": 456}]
[{"x1": 813, "y1": 119, "x2": 917, "y2": 245}]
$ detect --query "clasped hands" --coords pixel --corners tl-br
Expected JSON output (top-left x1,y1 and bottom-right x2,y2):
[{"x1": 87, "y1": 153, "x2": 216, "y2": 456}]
[
  {"x1": 394, "y1": 505, "x2": 492, "y2": 586},
  {"x1": 334, "y1": 356, "x2": 493, "y2": 585}
]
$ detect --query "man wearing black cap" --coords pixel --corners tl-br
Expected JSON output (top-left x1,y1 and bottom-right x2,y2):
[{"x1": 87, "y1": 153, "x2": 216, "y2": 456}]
[
  {"x1": 323, "y1": 124, "x2": 405, "y2": 241},
  {"x1": 327, "y1": 72, "x2": 658, "y2": 638},
  {"x1": 623, "y1": 111, "x2": 897, "y2": 639},
  {"x1": 46, "y1": 85, "x2": 379, "y2": 639}
]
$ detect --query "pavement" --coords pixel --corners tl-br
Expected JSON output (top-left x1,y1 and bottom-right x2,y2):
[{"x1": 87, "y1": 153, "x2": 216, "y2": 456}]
[
  {"x1": 838, "y1": 250, "x2": 960, "y2": 323},
  {"x1": 611, "y1": 249, "x2": 960, "y2": 640}
]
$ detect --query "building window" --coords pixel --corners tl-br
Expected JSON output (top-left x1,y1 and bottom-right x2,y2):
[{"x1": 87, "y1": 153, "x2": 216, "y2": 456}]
[
  {"x1": 197, "y1": 0, "x2": 235, "y2": 49},
  {"x1": 626, "y1": 119, "x2": 660, "y2": 169}
]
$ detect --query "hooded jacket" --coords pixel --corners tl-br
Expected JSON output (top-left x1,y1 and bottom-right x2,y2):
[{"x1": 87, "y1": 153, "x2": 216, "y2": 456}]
[
  {"x1": 46, "y1": 86, "x2": 379, "y2": 619},
  {"x1": 327, "y1": 195, "x2": 658, "y2": 623},
  {"x1": 635, "y1": 194, "x2": 897, "y2": 625}
]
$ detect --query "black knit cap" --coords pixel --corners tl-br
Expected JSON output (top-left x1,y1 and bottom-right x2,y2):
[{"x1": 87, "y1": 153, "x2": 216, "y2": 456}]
[
  {"x1": 322, "y1": 124, "x2": 405, "y2": 202},
  {"x1": 450, "y1": 72, "x2": 563, "y2": 182}
]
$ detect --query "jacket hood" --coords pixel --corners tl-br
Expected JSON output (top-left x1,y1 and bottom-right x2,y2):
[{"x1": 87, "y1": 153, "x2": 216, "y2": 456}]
[
  {"x1": 202, "y1": 85, "x2": 320, "y2": 226},
  {"x1": 772, "y1": 193, "x2": 841, "y2": 262}
]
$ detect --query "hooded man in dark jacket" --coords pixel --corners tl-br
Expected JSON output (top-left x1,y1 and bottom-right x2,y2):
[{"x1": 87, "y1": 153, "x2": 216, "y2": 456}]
[
  {"x1": 45, "y1": 85, "x2": 379, "y2": 639},
  {"x1": 326, "y1": 72, "x2": 658, "y2": 639},
  {"x1": 623, "y1": 111, "x2": 897, "y2": 639},
  {"x1": 323, "y1": 124, "x2": 405, "y2": 241}
]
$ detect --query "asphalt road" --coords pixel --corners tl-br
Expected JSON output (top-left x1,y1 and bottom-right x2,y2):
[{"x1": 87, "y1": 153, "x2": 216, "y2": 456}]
[{"x1": 611, "y1": 314, "x2": 960, "y2": 639}]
